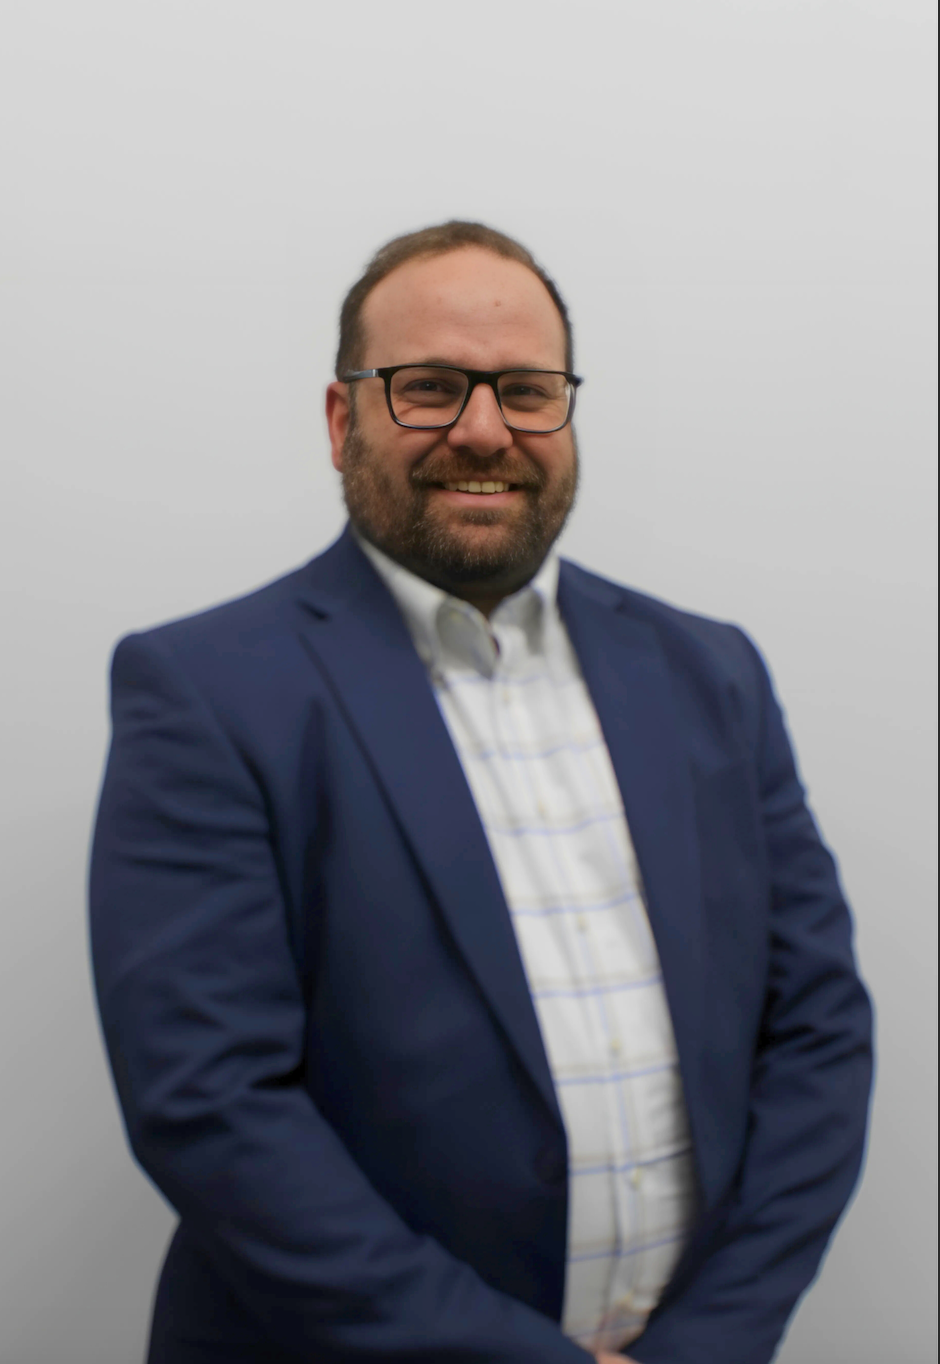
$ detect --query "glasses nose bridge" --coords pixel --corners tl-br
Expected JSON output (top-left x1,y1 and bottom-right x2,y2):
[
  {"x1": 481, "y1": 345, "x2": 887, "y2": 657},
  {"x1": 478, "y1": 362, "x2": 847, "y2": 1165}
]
[{"x1": 459, "y1": 371, "x2": 508, "y2": 426}]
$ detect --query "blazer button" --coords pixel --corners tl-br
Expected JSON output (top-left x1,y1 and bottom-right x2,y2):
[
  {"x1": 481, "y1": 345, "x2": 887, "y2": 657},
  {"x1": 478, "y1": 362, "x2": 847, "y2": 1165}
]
[{"x1": 535, "y1": 1147, "x2": 567, "y2": 1186}]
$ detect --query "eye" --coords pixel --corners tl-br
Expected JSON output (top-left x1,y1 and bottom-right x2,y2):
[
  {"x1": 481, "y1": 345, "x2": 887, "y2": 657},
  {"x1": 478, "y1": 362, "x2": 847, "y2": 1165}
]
[
  {"x1": 402, "y1": 378, "x2": 459, "y2": 395},
  {"x1": 388, "y1": 368, "x2": 468, "y2": 422},
  {"x1": 391, "y1": 368, "x2": 467, "y2": 405}
]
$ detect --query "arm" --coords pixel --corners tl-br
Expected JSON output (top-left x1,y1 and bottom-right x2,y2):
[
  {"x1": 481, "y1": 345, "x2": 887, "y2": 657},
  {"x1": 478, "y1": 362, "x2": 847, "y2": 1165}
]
[
  {"x1": 627, "y1": 631, "x2": 873, "y2": 1364},
  {"x1": 90, "y1": 632, "x2": 591, "y2": 1364}
]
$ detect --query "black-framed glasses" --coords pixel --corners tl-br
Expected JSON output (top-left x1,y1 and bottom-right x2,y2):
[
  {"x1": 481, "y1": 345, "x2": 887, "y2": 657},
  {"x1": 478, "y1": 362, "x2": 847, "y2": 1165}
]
[{"x1": 340, "y1": 364, "x2": 583, "y2": 434}]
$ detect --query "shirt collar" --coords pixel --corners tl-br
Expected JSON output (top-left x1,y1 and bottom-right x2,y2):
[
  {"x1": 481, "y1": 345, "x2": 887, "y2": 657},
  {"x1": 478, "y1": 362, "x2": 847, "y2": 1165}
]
[{"x1": 354, "y1": 528, "x2": 560, "y2": 677}]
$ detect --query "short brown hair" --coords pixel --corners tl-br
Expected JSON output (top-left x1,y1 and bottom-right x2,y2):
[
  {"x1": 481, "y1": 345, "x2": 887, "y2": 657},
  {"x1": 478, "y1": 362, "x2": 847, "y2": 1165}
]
[{"x1": 335, "y1": 220, "x2": 574, "y2": 378}]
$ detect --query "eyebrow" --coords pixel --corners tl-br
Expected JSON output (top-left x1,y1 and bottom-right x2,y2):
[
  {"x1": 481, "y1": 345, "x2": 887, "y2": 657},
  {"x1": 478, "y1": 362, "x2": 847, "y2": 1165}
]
[{"x1": 404, "y1": 358, "x2": 561, "y2": 371}]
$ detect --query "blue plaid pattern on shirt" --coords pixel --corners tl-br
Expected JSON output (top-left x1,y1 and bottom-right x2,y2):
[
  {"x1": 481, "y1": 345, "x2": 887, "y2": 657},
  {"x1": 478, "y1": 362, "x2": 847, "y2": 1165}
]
[{"x1": 360, "y1": 538, "x2": 696, "y2": 1354}]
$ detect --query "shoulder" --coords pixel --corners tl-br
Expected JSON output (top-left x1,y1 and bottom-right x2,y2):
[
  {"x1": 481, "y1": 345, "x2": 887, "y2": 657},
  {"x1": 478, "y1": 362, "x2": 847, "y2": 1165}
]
[
  {"x1": 109, "y1": 561, "x2": 314, "y2": 683},
  {"x1": 104, "y1": 530, "x2": 379, "y2": 737},
  {"x1": 105, "y1": 530, "x2": 367, "y2": 730},
  {"x1": 559, "y1": 557, "x2": 763, "y2": 679},
  {"x1": 104, "y1": 551, "x2": 354, "y2": 766},
  {"x1": 110, "y1": 530, "x2": 362, "y2": 673},
  {"x1": 558, "y1": 557, "x2": 778, "y2": 758}
]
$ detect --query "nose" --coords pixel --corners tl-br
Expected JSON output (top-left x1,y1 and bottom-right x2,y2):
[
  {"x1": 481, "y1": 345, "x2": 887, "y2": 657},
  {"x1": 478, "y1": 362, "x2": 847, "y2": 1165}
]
[{"x1": 446, "y1": 380, "x2": 513, "y2": 457}]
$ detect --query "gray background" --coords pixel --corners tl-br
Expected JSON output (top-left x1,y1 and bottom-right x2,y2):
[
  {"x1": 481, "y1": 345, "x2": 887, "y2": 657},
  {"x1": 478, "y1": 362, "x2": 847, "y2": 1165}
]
[{"x1": 1, "y1": 2, "x2": 936, "y2": 1361}]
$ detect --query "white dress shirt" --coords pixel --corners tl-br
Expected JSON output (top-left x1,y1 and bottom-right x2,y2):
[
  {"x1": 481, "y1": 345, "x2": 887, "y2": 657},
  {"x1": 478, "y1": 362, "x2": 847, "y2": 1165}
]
[{"x1": 359, "y1": 535, "x2": 696, "y2": 1354}]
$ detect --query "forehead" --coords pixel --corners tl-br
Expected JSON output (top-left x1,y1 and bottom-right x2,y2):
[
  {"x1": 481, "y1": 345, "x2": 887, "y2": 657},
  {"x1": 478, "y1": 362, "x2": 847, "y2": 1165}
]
[{"x1": 360, "y1": 247, "x2": 567, "y2": 369}]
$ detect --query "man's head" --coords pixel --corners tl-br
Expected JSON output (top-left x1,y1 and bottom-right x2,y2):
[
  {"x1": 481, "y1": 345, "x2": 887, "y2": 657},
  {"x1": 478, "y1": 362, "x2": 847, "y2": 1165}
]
[{"x1": 326, "y1": 222, "x2": 580, "y2": 613}]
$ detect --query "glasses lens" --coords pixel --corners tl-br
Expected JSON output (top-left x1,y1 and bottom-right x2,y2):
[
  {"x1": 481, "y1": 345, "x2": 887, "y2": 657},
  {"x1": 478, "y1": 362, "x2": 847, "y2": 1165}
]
[
  {"x1": 389, "y1": 367, "x2": 469, "y2": 427},
  {"x1": 497, "y1": 372, "x2": 571, "y2": 432}
]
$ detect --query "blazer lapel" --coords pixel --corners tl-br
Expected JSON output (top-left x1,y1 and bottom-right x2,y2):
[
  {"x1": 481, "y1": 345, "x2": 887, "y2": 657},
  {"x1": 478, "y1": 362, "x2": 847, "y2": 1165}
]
[
  {"x1": 558, "y1": 563, "x2": 707, "y2": 1173},
  {"x1": 293, "y1": 531, "x2": 562, "y2": 1127}
]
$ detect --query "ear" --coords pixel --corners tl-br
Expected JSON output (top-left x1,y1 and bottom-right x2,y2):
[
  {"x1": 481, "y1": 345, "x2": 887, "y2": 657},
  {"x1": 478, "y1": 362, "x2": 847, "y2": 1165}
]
[{"x1": 326, "y1": 381, "x2": 351, "y2": 471}]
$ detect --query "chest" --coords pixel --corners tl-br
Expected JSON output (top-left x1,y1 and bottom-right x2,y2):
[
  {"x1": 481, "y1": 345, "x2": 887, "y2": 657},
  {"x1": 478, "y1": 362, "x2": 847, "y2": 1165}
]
[
  {"x1": 430, "y1": 658, "x2": 668, "y2": 1017},
  {"x1": 435, "y1": 653, "x2": 634, "y2": 856}
]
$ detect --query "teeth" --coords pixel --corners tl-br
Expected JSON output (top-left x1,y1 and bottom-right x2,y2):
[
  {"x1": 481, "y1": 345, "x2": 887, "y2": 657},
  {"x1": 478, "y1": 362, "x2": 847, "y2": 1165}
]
[{"x1": 442, "y1": 481, "x2": 510, "y2": 494}]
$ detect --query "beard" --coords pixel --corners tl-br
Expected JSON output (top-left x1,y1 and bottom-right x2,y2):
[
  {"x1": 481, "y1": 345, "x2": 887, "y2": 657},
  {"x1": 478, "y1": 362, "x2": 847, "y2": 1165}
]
[{"x1": 340, "y1": 422, "x2": 579, "y2": 601}]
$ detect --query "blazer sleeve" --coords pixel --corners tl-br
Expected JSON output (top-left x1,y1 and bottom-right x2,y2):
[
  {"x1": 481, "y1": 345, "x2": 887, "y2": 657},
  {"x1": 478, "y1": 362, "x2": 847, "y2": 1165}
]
[
  {"x1": 89, "y1": 632, "x2": 591, "y2": 1364},
  {"x1": 628, "y1": 629, "x2": 874, "y2": 1364}
]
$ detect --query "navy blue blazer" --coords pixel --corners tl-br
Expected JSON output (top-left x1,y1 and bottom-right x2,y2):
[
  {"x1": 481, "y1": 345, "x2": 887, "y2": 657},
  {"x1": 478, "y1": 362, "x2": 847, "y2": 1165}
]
[{"x1": 90, "y1": 527, "x2": 872, "y2": 1364}]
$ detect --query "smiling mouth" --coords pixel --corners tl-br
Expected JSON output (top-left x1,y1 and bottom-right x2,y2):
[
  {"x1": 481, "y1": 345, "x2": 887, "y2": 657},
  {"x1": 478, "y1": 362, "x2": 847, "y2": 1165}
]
[{"x1": 435, "y1": 480, "x2": 521, "y2": 495}]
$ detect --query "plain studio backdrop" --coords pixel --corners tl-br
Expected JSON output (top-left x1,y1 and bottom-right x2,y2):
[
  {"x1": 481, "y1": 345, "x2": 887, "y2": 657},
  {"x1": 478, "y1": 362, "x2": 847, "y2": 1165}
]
[{"x1": 1, "y1": 2, "x2": 936, "y2": 1361}]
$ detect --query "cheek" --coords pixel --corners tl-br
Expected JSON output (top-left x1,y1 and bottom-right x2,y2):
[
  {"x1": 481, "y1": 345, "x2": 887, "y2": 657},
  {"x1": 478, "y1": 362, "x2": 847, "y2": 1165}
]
[
  {"x1": 360, "y1": 414, "x2": 439, "y2": 469},
  {"x1": 525, "y1": 436, "x2": 577, "y2": 486}
]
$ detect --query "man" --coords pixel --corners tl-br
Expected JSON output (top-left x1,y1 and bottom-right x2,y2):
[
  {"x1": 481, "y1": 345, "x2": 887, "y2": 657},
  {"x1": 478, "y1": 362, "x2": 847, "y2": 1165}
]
[{"x1": 90, "y1": 221, "x2": 872, "y2": 1364}]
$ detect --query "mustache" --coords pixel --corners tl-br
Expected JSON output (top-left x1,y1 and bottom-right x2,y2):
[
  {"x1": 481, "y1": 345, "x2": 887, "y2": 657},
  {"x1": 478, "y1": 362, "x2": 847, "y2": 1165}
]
[{"x1": 410, "y1": 455, "x2": 545, "y2": 491}]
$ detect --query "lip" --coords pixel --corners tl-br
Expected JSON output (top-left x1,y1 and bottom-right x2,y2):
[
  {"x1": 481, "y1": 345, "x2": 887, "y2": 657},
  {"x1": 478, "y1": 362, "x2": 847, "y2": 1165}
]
[{"x1": 426, "y1": 486, "x2": 525, "y2": 507}]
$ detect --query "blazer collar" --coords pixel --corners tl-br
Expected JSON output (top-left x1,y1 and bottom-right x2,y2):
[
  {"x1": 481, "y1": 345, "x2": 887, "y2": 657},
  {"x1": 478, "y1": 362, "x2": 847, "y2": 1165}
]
[
  {"x1": 294, "y1": 527, "x2": 563, "y2": 1127},
  {"x1": 557, "y1": 560, "x2": 706, "y2": 1172}
]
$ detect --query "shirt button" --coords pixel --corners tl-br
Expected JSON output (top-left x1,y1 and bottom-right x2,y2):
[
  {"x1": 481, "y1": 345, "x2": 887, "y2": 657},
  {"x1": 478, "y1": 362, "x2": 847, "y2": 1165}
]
[
  {"x1": 609, "y1": 1037, "x2": 622, "y2": 1057},
  {"x1": 575, "y1": 913, "x2": 589, "y2": 932},
  {"x1": 629, "y1": 1166, "x2": 642, "y2": 1189},
  {"x1": 615, "y1": 1290, "x2": 637, "y2": 1313}
]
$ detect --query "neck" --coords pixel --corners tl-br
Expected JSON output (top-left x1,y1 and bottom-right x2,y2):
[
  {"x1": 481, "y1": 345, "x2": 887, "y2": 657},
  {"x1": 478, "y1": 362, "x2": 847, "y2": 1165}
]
[
  {"x1": 442, "y1": 586, "x2": 506, "y2": 619},
  {"x1": 386, "y1": 553, "x2": 543, "y2": 619},
  {"x1": 351, "y1": 524, "x2": 548, "y2": 618}
]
